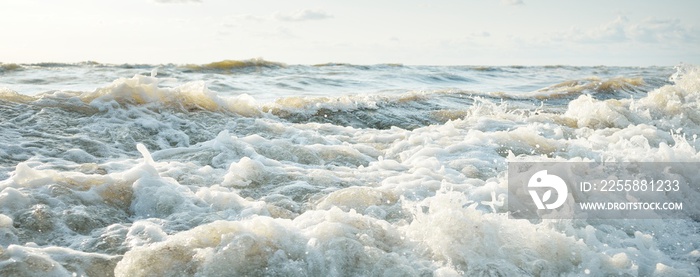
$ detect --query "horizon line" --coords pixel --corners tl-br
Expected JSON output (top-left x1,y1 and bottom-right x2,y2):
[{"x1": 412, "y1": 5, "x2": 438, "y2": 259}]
[{"x1": 0, "y1": 58, "x2": 687, "y2": 68}]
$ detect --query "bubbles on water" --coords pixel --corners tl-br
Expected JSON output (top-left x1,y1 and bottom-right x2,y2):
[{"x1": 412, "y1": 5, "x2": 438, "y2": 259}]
[{"x1": 0, "y1": 64, "x2": 699, "y2": 275}]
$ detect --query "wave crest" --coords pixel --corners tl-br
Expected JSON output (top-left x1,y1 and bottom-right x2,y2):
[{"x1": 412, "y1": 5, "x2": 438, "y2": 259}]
[
  {"x1": 80, "y1": 74, "x2": 261, "y2": 116},
  {"x1": 0, "y1": 89, "x2": 34, "y2": 103},
  {"x1": 0, "y1": 75, "x2": 262, "y2": 116},
  {"x1": 0, "y1": 63, "x2": 23, "y2": 72},
  {"x1": 533, "y1": 76, "x2": 646, "y2": 98},
  {"x1": 184, "y1": 58, "x2": 285, "y2": 72}
]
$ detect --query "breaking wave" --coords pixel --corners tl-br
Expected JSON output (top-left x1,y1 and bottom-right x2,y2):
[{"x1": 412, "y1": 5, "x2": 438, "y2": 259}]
[
  {"x1": 183, "y1": 58, "x2": 286, "y2": 73},
  {"x1": 0, "y1": 62, "x2": 698, "y2": 276}
]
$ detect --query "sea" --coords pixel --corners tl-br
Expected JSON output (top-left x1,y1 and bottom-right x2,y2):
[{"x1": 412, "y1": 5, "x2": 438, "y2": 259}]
[{"x1": 0, "y1": 60, "x2": 698, "y2": 276}]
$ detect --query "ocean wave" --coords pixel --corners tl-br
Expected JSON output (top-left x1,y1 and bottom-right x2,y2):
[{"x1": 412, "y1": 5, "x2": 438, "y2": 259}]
[
  {"x1": 0, "y1": 89, "x2": 34, "y2": 103},
  {"x1": 0, "y1": 63, "x2": 23, "y2": 72},
  {"x1": 261, "y1": 90, "x2": 483, "y2": 129},
  {"x1": 1, "y1": 64, "x2": 700, "y2": 276},
  {"x1": 0, "y1": 64, "x2": 690, "y2": 127},
  {"x1": 557, "y1": 64, "x2": 700, "y2": 133},
  {"x1": 543, "y1": 76, "x2": 645, "y2": 93},
  {"x1": 0, "y1": 73, "x2": 477, "y2": 129},
  {"x1": 488, "y1": 76, "x2": 652, "y2": 101},
  {"x1": 80, "y1": 74, "x2": 259, "y2": 115},
  {"x1": 183, "y1": 58, "x2": 285, "y2": 73},
  {"x1": 312, "y1": 63, "x2": 403, "y2": 69},
  {"x1": 2, "y1": 74, "x2": 259, "y2": 116}
]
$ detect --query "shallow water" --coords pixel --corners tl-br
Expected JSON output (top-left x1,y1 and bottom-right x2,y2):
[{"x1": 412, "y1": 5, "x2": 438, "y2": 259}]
[{"x1": 0, "y1": 60, "x2": 698, "y2": 276}]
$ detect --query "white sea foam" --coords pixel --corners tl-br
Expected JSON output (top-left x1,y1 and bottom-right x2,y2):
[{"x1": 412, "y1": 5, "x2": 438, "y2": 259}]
[{"x1": 0, "y1": 63, "x2": 698, "y2": 276}]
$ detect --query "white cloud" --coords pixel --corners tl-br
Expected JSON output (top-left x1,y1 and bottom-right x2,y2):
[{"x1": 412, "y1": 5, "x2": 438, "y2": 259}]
[
  {"x1": 552, "y1": 16, "x2": 696, "y2": 44},
  {"x1": 274, "y1": 9, "x2": 333, "y2": 22},
  {"x1": 220, "y1": 14, "x2": 265, "y2": 28},
  {"x1": 501, "y1": 0, "x2": 524, "y2": 6},
  {"x1": 470, "y1": 31, "x2": 491, "y2": 38},
  {"x1": 628, "y1": 18, "x2": 697, "y2": 43},
  {"x1": 588, "y1": 15, "x2": 628, "y2": 42},
  {"x1": 217, "y1": 14, "x2": 298, "y2": 40},
  {"x1": 552, "y1": 16, "x2": 627, "y2": 43}
]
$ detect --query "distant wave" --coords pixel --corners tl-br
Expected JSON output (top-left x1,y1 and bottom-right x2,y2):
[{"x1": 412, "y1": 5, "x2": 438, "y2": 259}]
[
  {"x1": 182, "y1": 59, "x2": 286, "y2": 72},
  {"x1": 1, "y1": 63, "x2": 693, "y2": 131},
  {"x1": 0, "y1": 74, "x2": 475, "y2": 129},
  {"x1": 1, "y1": 64, "x2": 695, "y2": 130},
  {"x1": 522, "y1": 76, "x2": 650, "y2": 99},
  {"x1": 0, "y1": 63, "x2": 23, "y2": 72}
]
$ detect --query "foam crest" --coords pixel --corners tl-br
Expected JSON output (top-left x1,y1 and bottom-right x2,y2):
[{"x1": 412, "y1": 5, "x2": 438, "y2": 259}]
[
  {"x1": 115, "y1": 208, "x2": 422, "y2": 276},
  {"x1": 565, "y1": 95, "x2": 639, "y2": 128},
  {"x1": 80, "y1": 74, "x2": 261, "y2": 116},
  {"x1": 635, "y1": 64, "x2": 700, "y2": 127},
  {"x1": 262, "y1": 92, "x2": 414, "y2": 121},
  {"x1": 403, "y1": 189, "x2": 584, "y2": 275},
  {"x1": 562, "y1": 64, "x2": 700, "y2": 143},
  {"x1": 0, "y1": 89, "x2": 34, "y2": 103},
  {"x1": 263, "y1": 90, "x2": 475, "y2": 129}
]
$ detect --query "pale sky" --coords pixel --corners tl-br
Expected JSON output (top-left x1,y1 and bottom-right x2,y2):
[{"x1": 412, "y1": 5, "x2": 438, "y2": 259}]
[{"x1": 1, "y1": 0, "x2": 698, "y2": 66}]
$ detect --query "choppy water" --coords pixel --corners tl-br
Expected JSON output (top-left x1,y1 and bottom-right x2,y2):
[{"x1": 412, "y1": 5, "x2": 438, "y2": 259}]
[{"x1": 0, "y1": 60, "x2": 699, "y2": 276}]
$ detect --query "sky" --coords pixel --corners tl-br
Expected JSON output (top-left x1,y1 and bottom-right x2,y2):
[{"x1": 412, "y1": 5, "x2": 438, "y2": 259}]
[{"x1": 1, "y1": 0, "x2": 699, "y2": 66}]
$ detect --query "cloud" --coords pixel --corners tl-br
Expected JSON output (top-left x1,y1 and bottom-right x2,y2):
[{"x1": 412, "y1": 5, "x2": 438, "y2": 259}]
[
  {"x1": 551, "y1": 17, "x2": 626, "y2": 43},
  {"x1": 275, "y1": 9, "x2": 333, "y2": 22},
  {"x1": 220, "y1": 14, "x2": 265, "y2": 27},
  {"x1": 501, "y1": 0, "x2": 524, "y2": 6},
  {"x1": 217, "y1": 14, "x2": 298, "y2": 39},
  {"x1": 628, "y1": 18, "x2": 697, "y2": 43},
  {"x1": 588, "y1": 15, "x2": 628, "y2": 42},
  {"x1": 220, "y1": 9, "x2": 333, "y2": 28},
  {"x1": 153, "y1": 0, "x2": 202, "y2": 3},
  {"x1": 470, "y1": 31, "x2": 491, "y2": 38},
  {"x1": 552, "y1": 16, "x2": 696, "y2": 44},
  {"x1": 245, "y1": 26, "x2": 298, "y2": 40}
]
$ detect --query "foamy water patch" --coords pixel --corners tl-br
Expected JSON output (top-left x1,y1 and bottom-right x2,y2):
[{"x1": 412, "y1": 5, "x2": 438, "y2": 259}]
[
  {"x1": 1, "y1": 63, "x2": 699, "y2": 275},
  {"x1": 80, "y1": 74, "x2": 262, "y2": 116}
]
